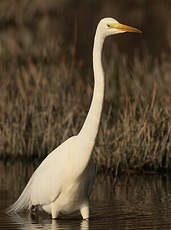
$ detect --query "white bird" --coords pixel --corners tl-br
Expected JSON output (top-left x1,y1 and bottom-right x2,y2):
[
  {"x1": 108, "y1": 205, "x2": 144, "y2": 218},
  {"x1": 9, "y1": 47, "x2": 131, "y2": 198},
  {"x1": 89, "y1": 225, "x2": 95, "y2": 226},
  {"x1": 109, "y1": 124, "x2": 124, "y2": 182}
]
[{"x1": 7, "y1": 17, "x2": 141, "y2": 219}]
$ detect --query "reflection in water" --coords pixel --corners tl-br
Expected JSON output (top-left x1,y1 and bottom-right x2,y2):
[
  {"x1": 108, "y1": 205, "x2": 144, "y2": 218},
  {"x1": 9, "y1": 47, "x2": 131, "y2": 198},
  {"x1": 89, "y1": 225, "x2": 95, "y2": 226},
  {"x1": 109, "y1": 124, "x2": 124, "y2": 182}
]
[
  {"x1": 1, "y1": 162, "x2": 171, "y2": 229},
  {"x1": 8, "y1": 213, "x2": 89, "y2": 230}
]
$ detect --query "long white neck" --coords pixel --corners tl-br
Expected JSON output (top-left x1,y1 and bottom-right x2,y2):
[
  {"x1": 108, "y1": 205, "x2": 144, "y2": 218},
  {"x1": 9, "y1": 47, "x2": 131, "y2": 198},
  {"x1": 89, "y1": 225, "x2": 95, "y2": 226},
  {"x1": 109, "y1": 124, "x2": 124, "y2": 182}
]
[{"x1": 79, "y1": 27, "x2": 105, "y2": 147}]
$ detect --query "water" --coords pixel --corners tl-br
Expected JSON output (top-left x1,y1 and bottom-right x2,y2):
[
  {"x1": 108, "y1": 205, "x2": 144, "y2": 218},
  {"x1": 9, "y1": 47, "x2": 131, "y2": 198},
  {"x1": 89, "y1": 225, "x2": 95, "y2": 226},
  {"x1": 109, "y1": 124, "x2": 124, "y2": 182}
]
[{"x1": 0, "y1": 161, "x2": 171, "y2": 229}]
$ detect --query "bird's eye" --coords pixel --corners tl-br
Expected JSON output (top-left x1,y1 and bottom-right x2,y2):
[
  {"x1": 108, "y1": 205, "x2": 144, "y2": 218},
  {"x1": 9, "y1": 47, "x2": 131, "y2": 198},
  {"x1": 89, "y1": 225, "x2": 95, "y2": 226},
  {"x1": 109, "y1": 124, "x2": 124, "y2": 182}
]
[{"x1": 107, "y1": 24, "x2": 111, "y2": 28}]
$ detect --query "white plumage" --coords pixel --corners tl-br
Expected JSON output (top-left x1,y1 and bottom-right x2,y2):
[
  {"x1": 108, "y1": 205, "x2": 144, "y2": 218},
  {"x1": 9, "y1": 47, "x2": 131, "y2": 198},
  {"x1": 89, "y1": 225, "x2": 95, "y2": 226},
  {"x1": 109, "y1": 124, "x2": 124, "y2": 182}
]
[{"x1": 7, "y1": 18, "x2": 141, "y2": 219}]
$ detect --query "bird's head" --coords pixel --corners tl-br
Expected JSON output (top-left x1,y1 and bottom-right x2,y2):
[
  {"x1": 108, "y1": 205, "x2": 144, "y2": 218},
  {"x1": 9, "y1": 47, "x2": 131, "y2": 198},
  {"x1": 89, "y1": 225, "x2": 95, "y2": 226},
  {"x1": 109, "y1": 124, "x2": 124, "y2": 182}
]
[{"x1": 98, "y1": 17, "x2": 142, "y2": 37}]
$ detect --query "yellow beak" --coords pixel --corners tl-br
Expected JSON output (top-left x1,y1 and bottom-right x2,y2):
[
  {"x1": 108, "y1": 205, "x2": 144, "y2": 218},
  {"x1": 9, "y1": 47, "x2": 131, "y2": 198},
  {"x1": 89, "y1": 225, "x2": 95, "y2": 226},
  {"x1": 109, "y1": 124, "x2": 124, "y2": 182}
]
[{"x1": 113, "y1": 23, "x2": 142, "y2": 33}]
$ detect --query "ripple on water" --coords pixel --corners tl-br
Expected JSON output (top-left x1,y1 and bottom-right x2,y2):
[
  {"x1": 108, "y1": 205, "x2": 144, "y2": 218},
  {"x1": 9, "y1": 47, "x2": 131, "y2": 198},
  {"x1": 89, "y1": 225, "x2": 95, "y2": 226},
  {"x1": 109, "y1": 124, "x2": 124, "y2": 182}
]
[{"x1": 0, "y1": 162, "x2": 171, "y2": 229}]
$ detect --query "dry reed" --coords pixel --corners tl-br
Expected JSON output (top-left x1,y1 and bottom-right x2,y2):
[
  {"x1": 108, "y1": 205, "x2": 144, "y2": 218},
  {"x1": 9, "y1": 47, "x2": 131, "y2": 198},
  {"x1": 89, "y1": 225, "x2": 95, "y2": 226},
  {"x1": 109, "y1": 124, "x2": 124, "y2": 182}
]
[
  {"x1": 0, "y1": 0, "x2": 170, "y2": 172},
  {"x1": 0, "y1": 44, "x2": 170, "y2": 173}
]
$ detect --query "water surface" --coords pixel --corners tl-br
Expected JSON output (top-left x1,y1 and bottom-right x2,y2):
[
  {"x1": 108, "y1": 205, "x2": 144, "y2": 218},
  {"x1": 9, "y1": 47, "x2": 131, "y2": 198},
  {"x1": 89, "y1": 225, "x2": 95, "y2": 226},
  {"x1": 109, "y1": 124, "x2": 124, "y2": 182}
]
[{"x1": 0, "y1": 162, "x2": 171, "y2": 229}]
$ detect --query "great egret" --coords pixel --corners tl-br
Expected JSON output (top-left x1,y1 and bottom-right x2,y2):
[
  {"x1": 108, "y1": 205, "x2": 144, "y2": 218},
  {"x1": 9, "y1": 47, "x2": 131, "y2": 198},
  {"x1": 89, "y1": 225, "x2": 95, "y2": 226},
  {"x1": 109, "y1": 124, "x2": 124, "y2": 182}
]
[{"x1": 7, "y1": 18, "x2": 141, "y2": 219}]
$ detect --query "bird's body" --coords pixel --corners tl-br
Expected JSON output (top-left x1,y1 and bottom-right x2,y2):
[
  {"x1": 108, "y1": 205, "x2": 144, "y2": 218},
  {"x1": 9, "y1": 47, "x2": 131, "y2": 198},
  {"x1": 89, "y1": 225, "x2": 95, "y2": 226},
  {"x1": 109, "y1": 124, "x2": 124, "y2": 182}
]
[
  {"x1": 8, "y1": 135, "x2": 95, "y2": 218},
  {"x1": 7, "y1": 18, "x2": 141, "y2": 219}
]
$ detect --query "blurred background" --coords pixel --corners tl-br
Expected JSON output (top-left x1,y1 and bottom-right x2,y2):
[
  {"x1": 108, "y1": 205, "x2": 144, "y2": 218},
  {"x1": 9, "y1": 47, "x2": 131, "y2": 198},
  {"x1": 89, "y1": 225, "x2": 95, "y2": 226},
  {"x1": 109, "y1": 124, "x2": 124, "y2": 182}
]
[
  {"x1": 0, "y1": 0, "x2": 170, "y2": 171},
  {"x1": 0, "y1": 3, "x2": 171, "y2": 228},
  {"x1": 0, "y1": 0, "x2": 170, "y2": 66}
]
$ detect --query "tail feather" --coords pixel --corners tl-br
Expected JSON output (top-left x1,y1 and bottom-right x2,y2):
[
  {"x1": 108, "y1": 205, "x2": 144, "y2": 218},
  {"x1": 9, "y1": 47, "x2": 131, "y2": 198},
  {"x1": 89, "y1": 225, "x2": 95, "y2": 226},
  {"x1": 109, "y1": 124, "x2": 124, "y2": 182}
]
[{"x1": 7, "y1": 177, "x2": 33, "y2": 214}]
